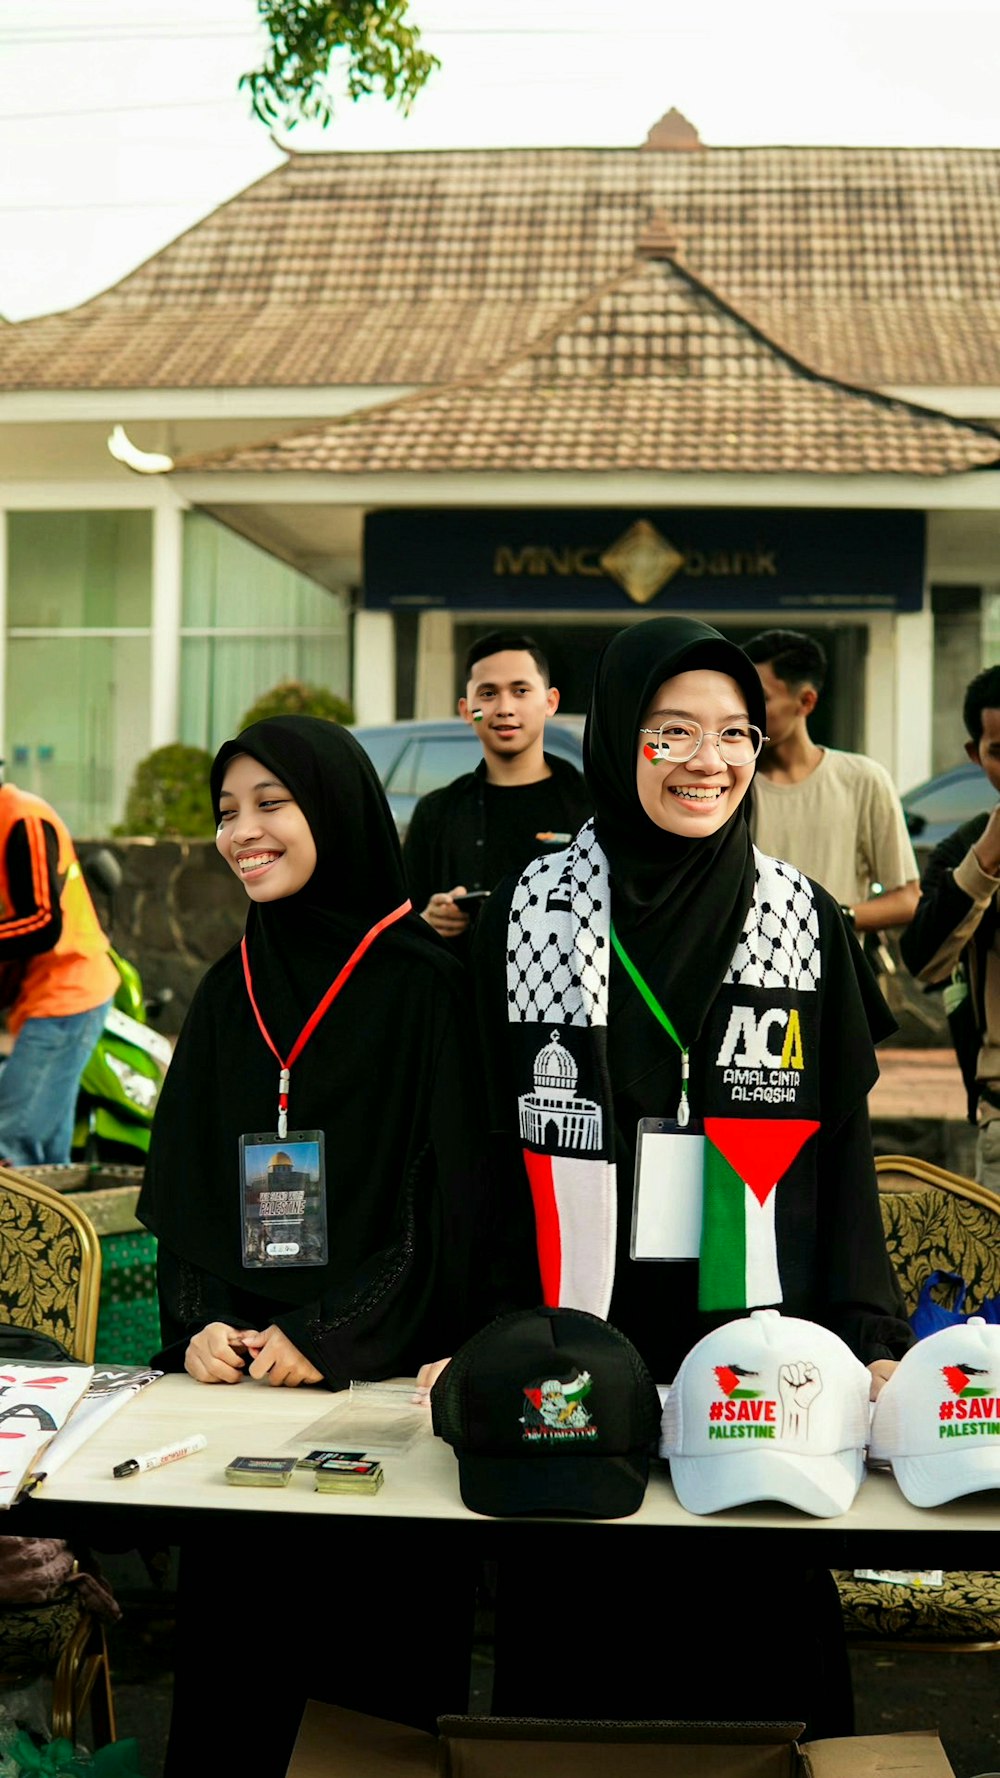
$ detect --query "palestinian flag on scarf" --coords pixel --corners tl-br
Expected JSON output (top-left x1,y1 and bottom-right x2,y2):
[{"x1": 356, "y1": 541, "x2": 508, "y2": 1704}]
[
  {"x1": 698, "y1": 1116, "x2": 820, "y2": 1310},
  {"x1": 522, "y1": 1149, "x2": 616, "y2": 1318}
]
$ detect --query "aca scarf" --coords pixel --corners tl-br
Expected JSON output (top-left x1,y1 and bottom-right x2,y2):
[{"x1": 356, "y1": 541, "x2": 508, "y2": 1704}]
[{"x1": 505, "y1": 821, "x2": 823, "y2": 1317}]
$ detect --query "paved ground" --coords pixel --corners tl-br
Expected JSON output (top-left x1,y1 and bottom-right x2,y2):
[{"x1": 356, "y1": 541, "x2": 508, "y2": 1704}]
[
  {"x1": 868, "y1": 1046, "x2": 979, "y2": 1176},
  {"x1": 870, "y1": 1047, "x2": 968, "y2": 1123}
]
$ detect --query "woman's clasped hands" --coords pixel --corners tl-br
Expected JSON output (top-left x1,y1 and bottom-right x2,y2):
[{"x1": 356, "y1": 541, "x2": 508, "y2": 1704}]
[{"x1": 184, "y1": 1321, "x2": 322, "y2": 1386}]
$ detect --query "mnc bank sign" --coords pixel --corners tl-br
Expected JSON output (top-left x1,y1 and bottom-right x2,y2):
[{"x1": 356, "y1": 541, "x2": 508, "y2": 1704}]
[{"x1": 363, "y1": 510, "x2": 925, "y2": 613}]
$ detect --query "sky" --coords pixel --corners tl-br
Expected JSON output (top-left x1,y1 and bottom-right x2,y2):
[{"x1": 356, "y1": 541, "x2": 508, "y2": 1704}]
[{"x1": 2, "y1": 0, "x2": 1000, "y2": 321}]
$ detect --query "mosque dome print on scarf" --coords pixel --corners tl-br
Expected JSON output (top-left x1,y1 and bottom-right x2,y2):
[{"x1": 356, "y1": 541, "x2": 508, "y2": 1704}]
[{"x1": 518, "y1": 1030, "x2": 603, "y2": 1154}]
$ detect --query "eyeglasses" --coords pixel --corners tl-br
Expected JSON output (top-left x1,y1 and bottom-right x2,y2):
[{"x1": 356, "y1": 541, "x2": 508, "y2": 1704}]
[{"x1": 638, "y1": 720, "x2": 768, "y2": 766}]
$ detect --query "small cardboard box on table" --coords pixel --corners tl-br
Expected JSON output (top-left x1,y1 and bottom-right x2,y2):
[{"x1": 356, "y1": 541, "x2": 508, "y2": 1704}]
[{"x1": 285, "y1": 1706, "x2": 955, "y2": 1778}]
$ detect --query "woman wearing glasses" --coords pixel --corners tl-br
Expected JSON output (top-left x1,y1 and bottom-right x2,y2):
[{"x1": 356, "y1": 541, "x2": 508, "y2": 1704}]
[{"x1": 468, "y1": 614, "x2": 912, "y2": 1728}]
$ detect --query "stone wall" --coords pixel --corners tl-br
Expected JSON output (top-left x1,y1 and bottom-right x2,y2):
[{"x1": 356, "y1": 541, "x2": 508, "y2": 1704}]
[{"x1": 78, "y1": 837, "x2": 247, "y2": 1036}]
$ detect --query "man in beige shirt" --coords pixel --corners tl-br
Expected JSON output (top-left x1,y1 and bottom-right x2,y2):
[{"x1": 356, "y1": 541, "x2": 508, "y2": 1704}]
[{"x1": 744, "y1": 629, "x2": 919, "y2": 935}]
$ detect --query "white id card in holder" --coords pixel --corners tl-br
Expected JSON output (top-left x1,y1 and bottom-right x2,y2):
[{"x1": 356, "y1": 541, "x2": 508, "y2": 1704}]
[
  {"x1": 631, "y1": 1117, "x2": 705, "y2": 1260},
  {"x1": 239, "y1": 1131, "x2": 328, "y2": 1269}
]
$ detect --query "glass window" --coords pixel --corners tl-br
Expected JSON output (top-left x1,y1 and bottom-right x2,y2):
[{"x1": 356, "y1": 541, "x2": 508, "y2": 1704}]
[
  {"x1": 6, "y1": 635, "x2": 150, "y2": 836},
  {"x1": 383, "y1": 741, "x2": 416, "y2": 797},
  {"x1": 6, "y1": 512, "x2": 153, "y2": 833},
  {"x1": 409, "y1": 735, "x2": 480, "y2": 797},
  {"x1": 182, "y1": 514, "x2": 338, "y2": 632},
  {"x1": 180, "y1": 514, "x2": 350, "y2": 753},
  {"x1": 351, "y1": 728, "x2": 407, "y2": 783},
  {"x1": 909, "y1": 775, "x2": 993, "y2": 828},
  {"x1": 8, "y1": 512, "x2": 152, "y2": 628},
  {"x1": 181, "y1": 635, "x2": 348, "y2": 754}
]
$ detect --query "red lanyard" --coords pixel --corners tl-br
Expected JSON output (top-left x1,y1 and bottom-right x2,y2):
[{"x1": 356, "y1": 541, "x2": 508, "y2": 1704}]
[{"x1": 240, "y1": 899, "x2": 411, "y2": 1137}]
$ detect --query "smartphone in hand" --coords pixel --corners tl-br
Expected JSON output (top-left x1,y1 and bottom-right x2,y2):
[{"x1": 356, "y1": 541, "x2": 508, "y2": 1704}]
[{"x1": 451, "y1": 890, "x2": 491, "y2": 913}]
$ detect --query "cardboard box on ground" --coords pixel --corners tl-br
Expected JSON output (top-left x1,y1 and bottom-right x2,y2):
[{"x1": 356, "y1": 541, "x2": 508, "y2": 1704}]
[{"x1": 285, "y1": 1706, "x2": 955, "y2": 1778}]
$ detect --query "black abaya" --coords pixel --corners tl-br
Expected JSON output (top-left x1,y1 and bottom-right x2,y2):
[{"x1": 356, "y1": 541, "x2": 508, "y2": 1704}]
[
  {"x1": 139, "y1": 715, "x2": 489, "y2": 1381},
  {"x1": 147, "y1": 938, "x2": 483, "y2": 1382},
  {"x1": 471, "y1": 618, "x2": 909, "y2": 1738},
  {"x1": 138, "y1": 717, "x2": 488, "y2": 1775}
]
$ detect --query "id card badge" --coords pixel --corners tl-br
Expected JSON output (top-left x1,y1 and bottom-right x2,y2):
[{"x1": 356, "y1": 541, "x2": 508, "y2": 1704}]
[
  {"x1": 631, "y1": 1116, "x2": 705, "y2": 1261},
  {"x1": 239, "y1": 1131, "x2": 328, "y2": 1269}
]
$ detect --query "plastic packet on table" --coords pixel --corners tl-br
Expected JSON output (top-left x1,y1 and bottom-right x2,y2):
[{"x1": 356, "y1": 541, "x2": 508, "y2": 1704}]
[
  {"x1": 288, "y1": 1380, "x2": 427, "y2": 1459},
  {"x1": 347, "y1": 1379, "x2": 420, "y2": 1410}
]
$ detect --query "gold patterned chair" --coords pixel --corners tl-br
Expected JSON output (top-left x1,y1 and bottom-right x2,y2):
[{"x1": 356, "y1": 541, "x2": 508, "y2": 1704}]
[
  {"x1": 0, "y1": 1166, "x2": 116, "y2": 1746},
  {"x1": 834, "y1": 1154, "x2": 1000, "y2": 1652},
  {"x1": 0, "y1": 1166, "x2": 103, "y2": 1362}
]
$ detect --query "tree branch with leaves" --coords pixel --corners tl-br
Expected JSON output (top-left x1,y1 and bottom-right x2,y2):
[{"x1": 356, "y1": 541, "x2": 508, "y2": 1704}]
[{"x1": 241, "y1": 0, "x2": 439, "y2": 131}]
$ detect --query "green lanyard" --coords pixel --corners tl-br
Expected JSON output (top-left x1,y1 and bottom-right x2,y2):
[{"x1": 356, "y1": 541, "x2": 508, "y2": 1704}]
[{"x1": 610, "y1": 922, "x2": 691, "y2": 1127}]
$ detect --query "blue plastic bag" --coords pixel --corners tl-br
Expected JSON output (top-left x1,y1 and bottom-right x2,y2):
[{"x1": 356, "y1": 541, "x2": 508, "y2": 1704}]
[{"x1": 910, "y1": 1270, "x2": 1000, "y2": 1339}]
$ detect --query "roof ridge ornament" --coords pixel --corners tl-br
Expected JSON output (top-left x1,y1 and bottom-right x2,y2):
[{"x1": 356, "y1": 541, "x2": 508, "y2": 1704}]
[
  {"x1": 107, "y1": 424, "x2": 174, "y2": 475},
  {"x1": 641, "y1": 108, "x2": 704, "y2": 151},
  {"x1": 636, "y1": 211, "x2": 681, "y2": 259}
]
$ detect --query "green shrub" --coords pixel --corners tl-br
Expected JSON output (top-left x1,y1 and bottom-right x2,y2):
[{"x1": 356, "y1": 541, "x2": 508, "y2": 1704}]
[
  {"x1": 237, "y1": 680, "x2": 354, "y2": 730},
  {"x1": 115, "y1": 743, "x2": 214, "y2": 838}
]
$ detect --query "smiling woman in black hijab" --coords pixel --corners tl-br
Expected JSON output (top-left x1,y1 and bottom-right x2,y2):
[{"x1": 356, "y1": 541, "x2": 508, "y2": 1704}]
[
  {"x1": 139, "y1": 715, "x2": 486, "y2": 1775},
  {"x1": 471, "y1": 615, "x2": 913, "y2": 1732},
  {"x1": 474, "y1": 614, "x2": 909, "y2": 1382},
  {"x1": 139, "y1": 714, "x2": 484, "y2": 1387},
  {"x1": 585, "y1": 613, "x2": 762, "y2": 1045}
]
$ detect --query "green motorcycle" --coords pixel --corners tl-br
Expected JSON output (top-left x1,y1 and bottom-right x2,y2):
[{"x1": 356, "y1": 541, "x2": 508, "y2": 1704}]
[{"x1": 72, "y1": 850, "x2": 172, "y2": 1165}]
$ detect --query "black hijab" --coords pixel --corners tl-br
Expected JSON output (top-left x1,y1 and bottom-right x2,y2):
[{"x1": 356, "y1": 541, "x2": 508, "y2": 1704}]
[
  {"x1": 584, "y1": 616, "x2": 768, "y2": 1049},
  {"x1": 209, "y1": 714, "x2": 433, "y2": 1056},
  {"x1": 140, "y1": 713, "x2": 464, "y2": 1316}
]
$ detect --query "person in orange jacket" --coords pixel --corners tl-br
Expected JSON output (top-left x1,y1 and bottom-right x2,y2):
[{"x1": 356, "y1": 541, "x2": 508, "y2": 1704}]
[{"x1": 0, "y1": 771, "x2": 118, "y2": 1166}]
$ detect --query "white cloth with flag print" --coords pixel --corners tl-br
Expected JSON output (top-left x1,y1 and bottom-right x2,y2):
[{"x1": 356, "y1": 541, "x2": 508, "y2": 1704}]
[
  {"x1": 506, "y1": 821, "x2": 823, "y2": 1318},
  {"x1": 0, "y1": 1362, "x2": 93, "y2": 1507}
]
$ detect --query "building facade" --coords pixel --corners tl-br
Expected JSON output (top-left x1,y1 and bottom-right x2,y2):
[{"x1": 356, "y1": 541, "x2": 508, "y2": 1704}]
[{"x1": 2, "y1": 113, "x2": 1000, "y2": 829}]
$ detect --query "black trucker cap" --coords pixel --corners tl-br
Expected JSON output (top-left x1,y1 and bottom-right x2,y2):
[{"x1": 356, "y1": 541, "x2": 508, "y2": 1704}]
[{"x1": 431, "y1": 1305, "x2": 663, "y2": 1519}]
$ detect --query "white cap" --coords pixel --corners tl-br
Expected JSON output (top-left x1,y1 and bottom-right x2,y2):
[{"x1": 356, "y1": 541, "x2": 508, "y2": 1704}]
[
  {"x1": 660, "y1": 1309, "x2": 871, "y2": 1519},
  {"x1": 869, "y1": 1316, "x2": 1000, "y2": 1507}
]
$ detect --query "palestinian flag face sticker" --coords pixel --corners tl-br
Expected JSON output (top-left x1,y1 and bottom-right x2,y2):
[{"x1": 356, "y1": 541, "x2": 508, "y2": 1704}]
[{"x1": 520, "y1": 1369, "x2": 598, "y2": 1443}]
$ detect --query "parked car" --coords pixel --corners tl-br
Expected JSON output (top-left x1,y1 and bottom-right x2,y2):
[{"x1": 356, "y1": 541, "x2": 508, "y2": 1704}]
[
  {"x1": 901, "y1": 761, "x2": 996, "y2": 873},
  {"x1": 350, "y1": 716, "x2": 586, "y2": 837}
]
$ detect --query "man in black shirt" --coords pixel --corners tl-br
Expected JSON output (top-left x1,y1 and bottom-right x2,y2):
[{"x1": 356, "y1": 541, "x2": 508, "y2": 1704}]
[{"x1": 403, "y1": 632, "x2": 592, "y2": 944}]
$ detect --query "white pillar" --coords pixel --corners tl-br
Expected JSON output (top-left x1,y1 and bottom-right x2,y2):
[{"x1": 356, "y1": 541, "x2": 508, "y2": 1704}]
[
  {"x1": 894, "y1": 606, "x2": 934, "y2": 792},
  {"x1": 353, "y1": 610, "x2": 396, "y2": 723},
  {"x1": 863, "y1": 613, "x2": 896, "y2": 772},
  {"x1": 150, "y1": 502, "x2": 184, "y2": 749},
  {"x1": 415, "y1": 610, "x2": 455, "y2": 718},
  {"x1": 0, "y1": 509, "x2": 6, "y2": 760},
  {"x1": 981, "y1": 585, "x2": 1000, "y2": 661}
]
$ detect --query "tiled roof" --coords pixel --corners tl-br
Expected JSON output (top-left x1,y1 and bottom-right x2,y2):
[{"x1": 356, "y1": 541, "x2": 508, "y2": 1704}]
[
  {"x1": 0, "y1": 302, "x2": 563, "y2": 389},
  {"x1": 174, "y1": 253, "x2": 1000, "y2": 478},
  {"x1": 2, "y1": 142, "x2": 1000, "y2": 390},
  {"x1": 730, "y1": 299, "x2": 1000, "y2": 391}
]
